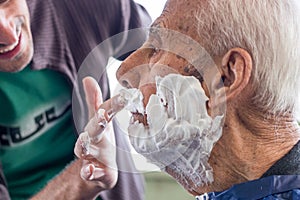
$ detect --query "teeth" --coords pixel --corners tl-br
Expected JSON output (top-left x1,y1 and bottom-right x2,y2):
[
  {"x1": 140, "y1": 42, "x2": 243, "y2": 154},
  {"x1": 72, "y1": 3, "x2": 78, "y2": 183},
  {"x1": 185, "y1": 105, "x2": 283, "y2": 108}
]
[
  {"x1": 0, "y1": 42, "x2": 17, "y2": 53},
  {"x1": 0, "y1": 31, "x2": 20, "y2": 54},
  {"x1": 130, "y1": 116, "x2": 134, "y2": 124}
]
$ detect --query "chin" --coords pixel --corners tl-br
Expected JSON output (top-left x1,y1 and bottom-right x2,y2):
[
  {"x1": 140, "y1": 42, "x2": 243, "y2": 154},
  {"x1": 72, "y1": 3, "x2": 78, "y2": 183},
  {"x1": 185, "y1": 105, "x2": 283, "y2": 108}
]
[
  {"x1": 0, "y1": 42, "x2": 33, "y2": 73},
  {"x1": 13, "y1": 27, "x2": 34, "y2": 72}
]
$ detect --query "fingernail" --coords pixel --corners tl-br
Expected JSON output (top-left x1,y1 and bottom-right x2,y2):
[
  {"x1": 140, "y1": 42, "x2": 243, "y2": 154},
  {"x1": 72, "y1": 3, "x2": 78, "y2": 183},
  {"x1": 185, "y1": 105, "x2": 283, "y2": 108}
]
[
  {"x1": 84, "y1": 165, "x2": 91, "y2": 175},
  {"x1": 96, "y1": 109, "x2": 108, "y2": 127}
]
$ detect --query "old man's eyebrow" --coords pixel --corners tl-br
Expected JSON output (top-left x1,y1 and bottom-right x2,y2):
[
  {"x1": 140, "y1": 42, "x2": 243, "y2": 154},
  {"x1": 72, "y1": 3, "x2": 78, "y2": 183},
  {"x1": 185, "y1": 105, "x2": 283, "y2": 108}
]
[
  {"x1": 146, "y1": 26, "x2": 163, "y2": 51},
  {"x1": 149, "y1": 19, "x2": 168, "y2": 39},
  {"x1": 149, "y1": 26, "x2": 162, "y2": 40}
]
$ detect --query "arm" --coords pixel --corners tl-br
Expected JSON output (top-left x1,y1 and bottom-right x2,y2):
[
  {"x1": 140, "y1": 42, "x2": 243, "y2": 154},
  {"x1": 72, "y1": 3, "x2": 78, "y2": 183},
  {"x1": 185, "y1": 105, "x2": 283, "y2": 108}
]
[
  {"x1": 0, "y1": 165, "x2": 10, "y2": 200},
  {"x1": 31, "y1": 159, "x2": 105, "y2": 200},
  {"x1": 0, "y1": 185, "x2": 10, "y2": 200},
  {"x1": 32, "y1": 77, "x2": 117, "y2": 200},
  {"x1": 114, "y1": 0, "x2": 152, "y2": 61}
]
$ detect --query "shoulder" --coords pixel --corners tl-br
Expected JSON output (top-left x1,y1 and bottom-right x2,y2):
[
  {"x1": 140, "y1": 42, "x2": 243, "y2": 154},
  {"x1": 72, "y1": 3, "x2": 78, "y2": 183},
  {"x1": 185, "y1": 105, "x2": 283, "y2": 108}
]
[{"x1": 27, "y1": 0, "x2": 128, "y2": 18}]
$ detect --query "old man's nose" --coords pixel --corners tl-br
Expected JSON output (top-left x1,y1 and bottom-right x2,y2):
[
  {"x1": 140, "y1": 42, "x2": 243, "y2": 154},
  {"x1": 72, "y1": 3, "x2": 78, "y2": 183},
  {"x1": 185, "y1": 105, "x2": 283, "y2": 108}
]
[
  {"x1": 117, "y1": 63, "x2": 153, "y2": 89},
  {"x1": 117, "y1": 69, "x2": 140, "y2": 89},
  {"x1": 117, "y1": 49, "x2": 150, "y2": 89}
]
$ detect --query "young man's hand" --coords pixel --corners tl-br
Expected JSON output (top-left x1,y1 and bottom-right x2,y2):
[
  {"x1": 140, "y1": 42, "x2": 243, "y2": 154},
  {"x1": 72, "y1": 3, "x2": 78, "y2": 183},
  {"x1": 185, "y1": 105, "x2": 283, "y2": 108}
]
[{"x1": 74, "y1": 76, "x2": 118, "y2": 190}]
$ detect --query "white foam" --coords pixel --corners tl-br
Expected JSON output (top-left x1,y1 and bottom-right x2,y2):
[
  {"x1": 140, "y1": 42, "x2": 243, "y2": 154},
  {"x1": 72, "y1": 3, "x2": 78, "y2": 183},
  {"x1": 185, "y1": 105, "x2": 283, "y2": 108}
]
[
  {"x1": 119, "y1": 88, "x2": 144, "y2": 114},
  {"x1": 126, "y1": 73, "x2": 223, "y2": 192}
]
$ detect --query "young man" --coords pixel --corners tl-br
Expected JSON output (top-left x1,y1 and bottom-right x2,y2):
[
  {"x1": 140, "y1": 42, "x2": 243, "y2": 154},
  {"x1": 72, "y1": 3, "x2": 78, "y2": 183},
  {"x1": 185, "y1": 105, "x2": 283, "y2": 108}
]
[{"x1": 0, "y1": 0, "x2": 151, "y2": 199}]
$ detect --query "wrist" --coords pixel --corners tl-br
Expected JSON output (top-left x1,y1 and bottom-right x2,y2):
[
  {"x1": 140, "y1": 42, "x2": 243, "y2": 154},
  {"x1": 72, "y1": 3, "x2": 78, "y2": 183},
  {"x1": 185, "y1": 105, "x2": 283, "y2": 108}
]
[
  {"x1": 67, "y1": 159, "x2": 105, "y2": 198},
  {"x1": 31, "y1": 159, "x2": 104, "y2": 200}
]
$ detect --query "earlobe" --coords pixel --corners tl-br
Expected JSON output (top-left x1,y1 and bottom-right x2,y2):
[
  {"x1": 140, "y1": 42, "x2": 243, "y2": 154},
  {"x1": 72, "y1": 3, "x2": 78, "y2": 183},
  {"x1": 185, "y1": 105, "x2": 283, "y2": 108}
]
[{"x1": 207, "y1": 48, "x2": 252, "y2": 110}]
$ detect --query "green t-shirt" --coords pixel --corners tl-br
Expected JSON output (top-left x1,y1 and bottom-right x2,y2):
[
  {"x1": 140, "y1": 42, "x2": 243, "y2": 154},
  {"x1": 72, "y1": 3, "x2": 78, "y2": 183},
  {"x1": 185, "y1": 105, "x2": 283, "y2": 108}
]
[{"x1": 0, "y1": 65, "x2": 76, "y2": 199}]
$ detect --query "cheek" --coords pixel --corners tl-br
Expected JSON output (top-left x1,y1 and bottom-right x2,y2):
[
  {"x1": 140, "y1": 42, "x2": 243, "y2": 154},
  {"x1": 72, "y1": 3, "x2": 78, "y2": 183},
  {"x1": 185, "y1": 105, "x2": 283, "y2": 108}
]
[
  {"x1": 201, "y1": 82, "x2": 210, "y2": 99},
  {"x1": 17, "y1": 0, "x2": 30, "y2": 14},
  {"x1": 150, "y1": 53, "x2": 190, "y2": 76},
  {"x1": 9, "y1": 1, "x2": 30, "y2": 23}
]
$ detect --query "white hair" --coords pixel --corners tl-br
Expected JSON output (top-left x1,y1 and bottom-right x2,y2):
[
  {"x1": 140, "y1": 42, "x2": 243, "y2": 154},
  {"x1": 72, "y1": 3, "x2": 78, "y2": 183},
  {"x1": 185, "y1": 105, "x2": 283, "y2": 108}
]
[{"x1": 196, "y1": 0, "x2": 300, "y2": 115}]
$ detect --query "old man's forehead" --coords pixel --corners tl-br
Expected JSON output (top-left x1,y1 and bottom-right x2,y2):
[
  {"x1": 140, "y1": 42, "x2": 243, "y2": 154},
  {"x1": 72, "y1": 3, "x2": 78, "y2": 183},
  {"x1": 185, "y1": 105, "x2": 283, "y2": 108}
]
[{"x1": 163, "y1": 0, "x2": 208, "y2": 12}]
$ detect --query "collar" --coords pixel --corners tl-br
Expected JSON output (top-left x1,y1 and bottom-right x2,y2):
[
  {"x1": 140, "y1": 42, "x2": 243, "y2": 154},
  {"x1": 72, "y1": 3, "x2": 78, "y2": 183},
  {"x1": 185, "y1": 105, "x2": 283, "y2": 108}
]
[
  {"x1": 196, "y1": 175, "x2": 300, "y2": 200},
  {"x1": 262, "y1": 140, "x2": 300, "y2": 177},
  {"x1": 196, "y1": 140, "x2": 300, "y2": 199}
]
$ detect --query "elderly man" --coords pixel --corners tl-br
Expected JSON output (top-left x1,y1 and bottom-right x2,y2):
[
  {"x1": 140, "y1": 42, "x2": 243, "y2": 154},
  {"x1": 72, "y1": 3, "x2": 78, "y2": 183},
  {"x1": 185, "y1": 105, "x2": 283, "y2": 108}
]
[{"x1": 77, "y1": 0, "x2": 300, "y2": 199}]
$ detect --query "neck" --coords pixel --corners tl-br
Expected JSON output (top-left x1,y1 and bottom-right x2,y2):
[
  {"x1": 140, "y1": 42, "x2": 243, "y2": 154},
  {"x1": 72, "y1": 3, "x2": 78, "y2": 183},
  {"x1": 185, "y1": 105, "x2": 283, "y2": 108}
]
[{"x1": 200, "y1": 103, "x2": 300, "y2": 193}]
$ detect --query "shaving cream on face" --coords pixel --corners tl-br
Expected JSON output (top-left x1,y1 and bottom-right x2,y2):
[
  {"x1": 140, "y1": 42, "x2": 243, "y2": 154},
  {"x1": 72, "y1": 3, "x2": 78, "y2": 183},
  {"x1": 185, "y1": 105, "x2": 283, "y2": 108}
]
[
  {"x1": 119, "y1": 88, "x2": 144, "y2": 114},
  {"x1": 127, "y1": 73, "x2": 223, "y2": 192}
]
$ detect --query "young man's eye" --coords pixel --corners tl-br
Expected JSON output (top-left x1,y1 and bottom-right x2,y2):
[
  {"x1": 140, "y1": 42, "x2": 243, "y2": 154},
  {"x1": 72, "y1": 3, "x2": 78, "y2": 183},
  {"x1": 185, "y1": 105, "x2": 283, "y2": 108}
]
[{"x1": 0, "y1": 0, "x2": 9, "y2": 4}]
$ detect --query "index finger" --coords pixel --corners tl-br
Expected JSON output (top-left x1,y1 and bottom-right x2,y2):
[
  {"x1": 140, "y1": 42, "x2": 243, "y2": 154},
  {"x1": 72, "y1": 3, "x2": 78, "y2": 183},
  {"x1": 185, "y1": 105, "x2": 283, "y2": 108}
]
[{"x1": 82, "y1": 76, "x2": 103, "y2": 120}]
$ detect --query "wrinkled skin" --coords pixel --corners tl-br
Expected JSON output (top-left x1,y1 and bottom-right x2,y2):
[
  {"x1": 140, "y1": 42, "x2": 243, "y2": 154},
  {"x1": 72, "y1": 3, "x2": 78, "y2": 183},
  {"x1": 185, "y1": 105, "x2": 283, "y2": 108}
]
[
  {"x1": 0, "y1": 0, "x2": 33, "y2": 72},
  {"x1": 116, "y1": 0, "x2": 300, "y2": 195}
]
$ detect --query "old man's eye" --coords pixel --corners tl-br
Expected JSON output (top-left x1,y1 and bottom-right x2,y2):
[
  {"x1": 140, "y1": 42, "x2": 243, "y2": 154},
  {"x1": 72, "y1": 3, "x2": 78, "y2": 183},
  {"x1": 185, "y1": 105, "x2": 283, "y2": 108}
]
[
  {"x1": 148, "y1": 44, "x2": 160, "y2": 57},
  {"x1": 152, "y1": 46, "x2": 160, "y2": 56}
]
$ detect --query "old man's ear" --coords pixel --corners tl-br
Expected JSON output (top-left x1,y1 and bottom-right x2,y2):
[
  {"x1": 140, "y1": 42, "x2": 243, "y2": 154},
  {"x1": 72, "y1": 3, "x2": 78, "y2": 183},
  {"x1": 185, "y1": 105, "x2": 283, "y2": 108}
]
[{"x1": 208, "y1": 48, "x2": 253, "y2": 108}]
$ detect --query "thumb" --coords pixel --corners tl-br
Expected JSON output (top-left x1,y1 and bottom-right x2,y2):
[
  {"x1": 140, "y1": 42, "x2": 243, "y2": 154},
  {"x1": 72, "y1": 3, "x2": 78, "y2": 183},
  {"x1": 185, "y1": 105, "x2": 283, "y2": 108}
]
[
  {"x1": 82, "y1": 76, "x2": 103, "y2": 120},
  {"x1": 81, "y1": 163, "x2": 105, "y2": 181}
]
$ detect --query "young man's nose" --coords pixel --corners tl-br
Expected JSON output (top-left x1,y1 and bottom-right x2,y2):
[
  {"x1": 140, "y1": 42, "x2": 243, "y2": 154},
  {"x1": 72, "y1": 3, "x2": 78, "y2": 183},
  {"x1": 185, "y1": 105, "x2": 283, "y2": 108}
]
[
  {"x1": 117, "y1": 48, "x2": 150, "y2": 89},
  {"x1": 0, "y1": 15, "x2": 18, "y2": 46}
]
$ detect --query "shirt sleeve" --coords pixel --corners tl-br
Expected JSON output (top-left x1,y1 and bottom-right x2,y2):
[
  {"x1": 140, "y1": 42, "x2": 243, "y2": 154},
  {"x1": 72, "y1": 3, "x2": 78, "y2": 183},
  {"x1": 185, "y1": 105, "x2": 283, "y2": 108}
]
[
  {"x1": 0, "y1": 163, "x2": 10, "y2": 200},
  {"x1": 0, "y1": 185, "x2": 10, "y2": 200},
  {"x1": 113, "y1": 0, "x2": 152, "y2": 60}
]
